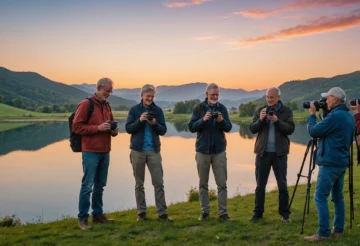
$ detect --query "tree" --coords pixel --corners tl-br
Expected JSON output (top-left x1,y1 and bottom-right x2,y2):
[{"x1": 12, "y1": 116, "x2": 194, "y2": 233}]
[
  {"x1": 173, "y1": 99, "x2": 201, "y2": 114},
  {"x1": 238, "y1": 102, "x2": 257, "y2": 117},
  {"x1": 286, "y1": 101, "x2": 299, "y2": 111}
]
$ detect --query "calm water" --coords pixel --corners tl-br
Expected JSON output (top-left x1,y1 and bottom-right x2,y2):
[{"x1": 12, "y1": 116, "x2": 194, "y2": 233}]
[{"x1": 0, "y1": 121, "x2": 316, "y2": 223}]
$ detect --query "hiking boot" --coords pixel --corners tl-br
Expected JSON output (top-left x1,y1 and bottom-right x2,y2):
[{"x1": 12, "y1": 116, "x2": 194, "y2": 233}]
[
  {"x1": 92, "y1": 214, "x2": 114, "y2": 224},
  {"x1": 281, "y1": 215, "x2": 291, "y2": 223},
  {"x1": 199, "y1": 213, "x2": 209, "y2": 221},
  {"x1": 158, "y1": 214, "x2": 173, "y2": 222},
  {"x1": 137, "y1": 212, "x2": 148, "y2": 221},
  {"x1": 219, "y1": 214, "x2": 233, "y2": 221},
  {"x1": 78, "y1": 219, "x2": 92, "y2": 230},
  {"x1": 248, "y1": 215, "x2": 262, "y2": 222},
  {"x1": 304, "y1": 234, "x2": 331, "y2": 242}
]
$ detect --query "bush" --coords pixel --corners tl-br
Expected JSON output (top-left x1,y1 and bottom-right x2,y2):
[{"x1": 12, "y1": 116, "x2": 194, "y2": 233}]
[
  {"x1": 0, "y1": 215, "x2": 21, "y2": 227},
  {"x1": 187, "y1": 186, "x2": 217, "y2": 202}
]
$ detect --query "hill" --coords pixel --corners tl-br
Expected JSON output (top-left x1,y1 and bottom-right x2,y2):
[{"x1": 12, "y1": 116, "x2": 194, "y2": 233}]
[{"x1": 0, "y1": 67, "x2": 136, "y2": 108}]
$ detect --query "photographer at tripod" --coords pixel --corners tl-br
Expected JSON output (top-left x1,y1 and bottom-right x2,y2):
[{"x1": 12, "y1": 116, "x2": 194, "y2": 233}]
[
  {"x1": 304, "y1": 87, "x2": 355, "y2": 242},
  {"x1": 349, "y1": 99, "x2": 360, "y2": 144}
]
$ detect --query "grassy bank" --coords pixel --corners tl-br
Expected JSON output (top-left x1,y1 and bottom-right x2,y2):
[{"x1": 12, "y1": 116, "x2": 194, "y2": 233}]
[
  {"x1": 0, "y1": 123, "x2": 33, "y2": 132},
  {"x1": 1, "y1": 148, "x2": 359, "y2": 245}
]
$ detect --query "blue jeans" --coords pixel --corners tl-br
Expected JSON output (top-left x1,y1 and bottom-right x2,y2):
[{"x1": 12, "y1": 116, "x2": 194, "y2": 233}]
[
  {"x1": 78, "y1": 152, "x2": 110, "y2": 221},
  {"x1": 314, "y1": 166, "x2": 347, "y2": 237}
]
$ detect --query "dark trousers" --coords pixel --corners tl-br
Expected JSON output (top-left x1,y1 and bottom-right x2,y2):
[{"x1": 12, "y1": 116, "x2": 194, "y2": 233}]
[{"x1": 254, "y1": 152, "x2": 290, "y2": 217}]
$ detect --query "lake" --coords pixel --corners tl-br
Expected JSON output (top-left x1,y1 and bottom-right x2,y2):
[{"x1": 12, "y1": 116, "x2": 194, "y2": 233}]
[{"x1": 0, "y1": 121, "x2": 317, "y2": 223}]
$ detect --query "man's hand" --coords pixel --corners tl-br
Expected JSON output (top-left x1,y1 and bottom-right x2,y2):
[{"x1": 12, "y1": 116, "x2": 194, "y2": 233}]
[
  {"x1": 349, "y1": 100, "x2": 360, "y2": 114},
  {"x1": 309, "y1": 102, "x2": 317, "y2": 115},
  {"x1": 97, "y1": 122, "x2": 111, "y2": 132},
  {"x1": 140, "y1": 112, "x2": 148, "y2": 122},
  {"x1": 111, "y1": 128, "x2": 119, "y2": 136},
  {"x1": 216, "y1": 112, "x2": 224, "y2": 123},
  {"x1": 259, "y1": 108, "x2": 267, "y2": 121},
  {"x1": 267, "y1": 114, "x2": 278, "y2": 122},
  {"x1": 203, "y1": 111, "x2": 212, "y2": 122},
  {"x1": 147, "y1": 118, "x2": 156, "y2": 125}
]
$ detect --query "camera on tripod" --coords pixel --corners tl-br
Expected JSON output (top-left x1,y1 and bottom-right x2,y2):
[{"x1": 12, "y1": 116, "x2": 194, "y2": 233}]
[
  {"x1": 350, "y1": 99, "x2": 360, "y2": 106},
  {"x1": 303, "y1": 98, "x2": 327, "y2": 111}
]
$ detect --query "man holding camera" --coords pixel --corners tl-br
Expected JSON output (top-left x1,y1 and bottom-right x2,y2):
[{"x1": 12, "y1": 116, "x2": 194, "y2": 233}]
[
  {"x1": 304, "y1": 87, "x2": 355, "y2": 241},
  {"x1": 73, "y1": 78, "x2": 118, "y2": 230},
  {"x1": 249, "y1": 87, "x2": 294, "y2": 223},
  {"x1": 188, "y1": 83, "x2": 233, "y2": 221},
  {"x1": 126, "y1": 84, "x2": 172, "y2": 222}
]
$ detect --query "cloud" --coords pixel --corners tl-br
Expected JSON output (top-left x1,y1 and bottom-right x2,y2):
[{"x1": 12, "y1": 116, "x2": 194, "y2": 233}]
[
  {"x1": 164, "y1": 0, "x2": 213, "y2": 8},
  {"x1": 234, "y1": 0, "x2": 360, "y2": 19},
  {"x1": 195, "y1": 36, "x2": 218, "y2": 40},
  {"x1": 238, "y1": 10, "x2": 360, "y2": 46}
]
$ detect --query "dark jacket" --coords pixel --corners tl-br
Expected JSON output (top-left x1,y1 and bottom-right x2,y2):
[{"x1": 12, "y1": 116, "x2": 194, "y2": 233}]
[
  {"x1": 354, "y1": 113, "x2": 360, "y2": 135},
  {"x1": 250, "y1": 102, "x2": 295, "y2": 156},
  {"x1": 73, "y1": 95, "x2": 114, "y2": 153},
  {"x1": 188, "y1": 100, "x2": 232, "y2": 154},
  {"x1": 125, "y1": 101, "x2": 167, "y2": 152},
  {"x1": 307, "y1": 104, "x2": 355, "y2": 168}
]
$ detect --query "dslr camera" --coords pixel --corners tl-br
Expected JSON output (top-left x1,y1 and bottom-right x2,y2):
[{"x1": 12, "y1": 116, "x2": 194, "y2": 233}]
[
  {"x1": 303, "y1": 98, "x2": 327, "y2": 111},
  {"x1": 266, "y1": 106, "x2": 275, "y2": 116},
  {"x1": 350, "y1": 99, "x2": 360, "y2": 106},
  {"x1": 210, "y1": 110, "x2": 219, "y2": 119},
  {"x1": 147, "y1": 110, "x2": 156, "y2": 121},
  {"x1": 107, "y1": 120, "x2": 118, "y2": 130}
]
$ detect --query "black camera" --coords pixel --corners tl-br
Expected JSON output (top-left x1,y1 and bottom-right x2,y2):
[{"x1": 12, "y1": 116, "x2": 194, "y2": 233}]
[
  {"x1": 303, "y1": 98, "x2": 327, "y2": 111},
  {"x1": 350, "y1": 99, "x2": 360, "y2": 106},
  {"x1": 107, "y1": 120, "x2": 118, "y2": 130},
  {"x1": 147, "y1": 110, "x2": 156, "y2": 121},
  {"x1": 211, "y1": 110, "x2": 219, "y2": 119},
  {"x1": 266, "y1": 106, "x2": 275, "y2": 116}
]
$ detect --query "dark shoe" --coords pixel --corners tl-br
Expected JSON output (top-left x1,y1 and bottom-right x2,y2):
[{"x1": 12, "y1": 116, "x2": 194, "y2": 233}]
[
  {"x1": 199, "y1": 213, "x2": 209, "y2": 221},
  {"x1": 137, "y1": 212, "x2": 147, "y2": 221},
  {"x1": 332, "y1": 227, "x2": 344, "y2": 238},
  {"x1": 281, "y1": 215, "x2": 291, "y2": 223},
  {"x1": 92, "y1": 214, "x2": 115, "y2": 224},
  {"x1": 304, "y1": 234, "x2": 331, "y2": 241},
  {"x1": 248, "y1": 215, "x2": 262, "y2": 221},
  {"x1": 219, "y1": 214, "x2": 232, "y2": 221},
  {"x1": 78, "y1": 219, "x2": 92, "y2": 230},
  {"x1": 158, "y1": 214, "x2": 173, "y2": 222}
]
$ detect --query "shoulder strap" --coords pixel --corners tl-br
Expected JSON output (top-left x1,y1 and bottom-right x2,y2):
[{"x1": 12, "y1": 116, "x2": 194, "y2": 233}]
[{"x1": 85, "y1": 98, "x2": 94, "y2": 124}]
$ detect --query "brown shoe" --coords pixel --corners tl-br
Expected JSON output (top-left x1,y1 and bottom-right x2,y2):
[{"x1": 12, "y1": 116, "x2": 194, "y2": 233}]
[
  {"x1": 78, "y1": 219, "x2": 92, "y2": 230},
  {"x1": 332, "y1": 227, "x2": 344, "y2": 238},
  {"x1": 92, "y1": 214, "x2": 115, "y2": 224},
  {"x1": 304, "y1": 234, "x2": 331, "y2": 242}
]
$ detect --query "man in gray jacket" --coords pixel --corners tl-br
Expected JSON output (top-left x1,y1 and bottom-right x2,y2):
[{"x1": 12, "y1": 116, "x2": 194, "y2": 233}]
[{"x1": 249, "y1": 87, "x2": 295, "y2": 223}]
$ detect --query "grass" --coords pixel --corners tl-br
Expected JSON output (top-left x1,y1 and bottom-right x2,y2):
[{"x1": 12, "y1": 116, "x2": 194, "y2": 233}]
[
  {"x1": 1, "y1": 147, "x2": 359, "y2": 246},
  {"x1": 0, "y1": 122, "x2": 33, "y2": 132}
]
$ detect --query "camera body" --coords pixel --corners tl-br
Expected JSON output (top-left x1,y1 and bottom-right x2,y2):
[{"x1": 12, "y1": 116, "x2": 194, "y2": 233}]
[
  {"x1": 266, "y1": 106, "x2": 275, "y2": 116},
  {"x1": 210, "y1": 110, "x2": 219, "y2": 119},
  {"x1": 303, "y1": 98, "x2": 327, "y2": 111},
  {"x1": 350, "y1": 99, "x2": 360, "y2": 106},
  {"x1": 147, "y1": 110, "x2": 156, "y2": 121},
  {"x1": 107, "y1": 120, "x2": 118, "y2": 130}
]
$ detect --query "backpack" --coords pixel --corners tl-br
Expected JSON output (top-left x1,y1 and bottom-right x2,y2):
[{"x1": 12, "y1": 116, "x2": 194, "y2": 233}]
[{"x1": 68, "y1": 98, "x2": 94, "y2": 152}]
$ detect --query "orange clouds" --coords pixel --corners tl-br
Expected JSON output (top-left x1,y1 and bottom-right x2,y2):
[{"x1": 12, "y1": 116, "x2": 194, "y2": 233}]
[
  {"x1": 238, "y1": 10, "x2": 360, "y2": 46},
  {"x1": 164, "y1": 0, "x2": 213, "y2": 8},
  {"x1": 234, "y1": 0, "x2": 360, "y2": 19}
]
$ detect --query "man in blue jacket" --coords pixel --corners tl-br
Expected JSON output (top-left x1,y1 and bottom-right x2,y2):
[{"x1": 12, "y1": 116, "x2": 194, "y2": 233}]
[
  {"x1": 126, "y1": 84, "x2": 172, "y2": 222},
  {"x1": 304, "y1": 87, "x2": 355, "y2": 242},
  {"x1": 188, "y1": 83, "x2": 233, "y2": 221}
]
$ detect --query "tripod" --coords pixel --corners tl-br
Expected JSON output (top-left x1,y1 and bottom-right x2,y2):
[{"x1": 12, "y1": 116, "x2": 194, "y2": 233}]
[{"x1": 289, "y1": 138, "x2": 317, "y2": 234}]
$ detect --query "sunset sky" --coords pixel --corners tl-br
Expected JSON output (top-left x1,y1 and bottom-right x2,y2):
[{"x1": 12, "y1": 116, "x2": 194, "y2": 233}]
[{"x1": 0, "y1": 0, "x2": 359, "y2": 90}]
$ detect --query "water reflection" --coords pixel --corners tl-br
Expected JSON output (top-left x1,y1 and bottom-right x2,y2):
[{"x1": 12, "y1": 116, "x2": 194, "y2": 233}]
[{"x1": 0, "y1": 121, "x2": 316, "y2": 223}]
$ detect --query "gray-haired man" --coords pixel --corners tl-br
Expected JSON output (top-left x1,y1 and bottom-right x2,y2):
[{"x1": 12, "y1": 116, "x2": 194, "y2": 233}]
[
  {"x1": 188, "y1": 83, "x2": 233, "y2": 221},
  {"x1": 126, "y1": 84, "x2": 172, "y2": 222}
]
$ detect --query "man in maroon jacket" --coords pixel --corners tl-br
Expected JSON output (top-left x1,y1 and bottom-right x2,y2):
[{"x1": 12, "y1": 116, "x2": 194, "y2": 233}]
[
  {"x1": 349, "y1": 100, "x2": 360, "y2": 145},
  {"x1": 73, "y1": 78, "x2": 118, "y2": 230}
]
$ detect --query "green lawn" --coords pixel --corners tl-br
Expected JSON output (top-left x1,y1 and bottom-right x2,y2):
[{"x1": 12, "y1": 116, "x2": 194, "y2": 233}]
[{"x1": 1, "y1": 147, "x2": 359, "y2": 245}]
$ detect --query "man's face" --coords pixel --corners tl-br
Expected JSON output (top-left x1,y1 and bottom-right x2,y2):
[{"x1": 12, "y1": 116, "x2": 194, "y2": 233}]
[
  {"x1": 206, "y1": 88, "x2": 219, "y2": 105},
  {"x1": 97, "y1": 83, "x2": 113, "y2": 101},
  {"x1": 266, "y1": 89, "x2": 280, "y2": 107},
  {"x1": 326, "y1": 95, "x2": 337, "y2": 110},
  {"x1": 141, "y1": 90, "x2": 155, "y2": 106}
]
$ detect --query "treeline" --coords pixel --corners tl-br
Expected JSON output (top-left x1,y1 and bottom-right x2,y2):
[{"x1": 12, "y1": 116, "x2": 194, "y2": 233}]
[
  {"x1": 173, "y1": 99, "x2": 201, "y2": 114},
  {"x1": 238, "y1": 101, "x2": 299, "y2": 117},
  {"x1": 0, "y1": 94, "x2": 129, "y2": 113}
]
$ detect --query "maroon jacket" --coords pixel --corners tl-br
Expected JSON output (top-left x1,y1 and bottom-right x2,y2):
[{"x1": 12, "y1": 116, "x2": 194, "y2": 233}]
[
  {"x1": 355, "y1": 114, "x2": 360, "y2": 135},
  {"x1": 73, "y1": 95, "x2": 114, "y2": 152}
]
